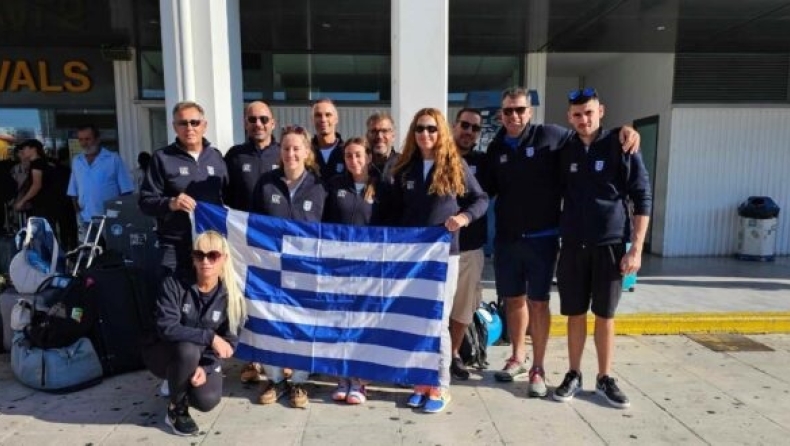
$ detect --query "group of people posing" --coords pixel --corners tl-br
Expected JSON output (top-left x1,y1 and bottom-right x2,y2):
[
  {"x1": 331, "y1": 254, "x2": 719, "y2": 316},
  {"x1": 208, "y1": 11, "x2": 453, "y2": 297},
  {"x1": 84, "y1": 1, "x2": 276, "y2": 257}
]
[{"x1": 137, "y1": 87, "x2": 651, "y2": 436}]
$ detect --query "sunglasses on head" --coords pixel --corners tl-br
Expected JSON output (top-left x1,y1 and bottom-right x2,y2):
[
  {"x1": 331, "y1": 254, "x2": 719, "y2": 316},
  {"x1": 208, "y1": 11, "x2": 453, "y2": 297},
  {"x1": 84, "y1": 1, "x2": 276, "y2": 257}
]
[
  {"x1": 502, "y1": 106, "x2": 528, "y2": 116},
  {"x1": 281, "y1": 125, "x2": 307, "y2": 139},
  {"x1": 568, "y1": 87, "x2": 598, "y2": 103},
  {"x1": 191, "y1": 250, "x2": 223, "y2": 263},
  {"x1": 414, "y1": 125, "x2": 439, "y2": 134},
  {"x1": 247, "y1": 115, "x2": 271, "y2": 125},
  {"x1": 175, "y1": 119, "x2": 203, "y2": 128},
  {"x1": 458, "y1": 121, "x2": 482, "y2": 132}
]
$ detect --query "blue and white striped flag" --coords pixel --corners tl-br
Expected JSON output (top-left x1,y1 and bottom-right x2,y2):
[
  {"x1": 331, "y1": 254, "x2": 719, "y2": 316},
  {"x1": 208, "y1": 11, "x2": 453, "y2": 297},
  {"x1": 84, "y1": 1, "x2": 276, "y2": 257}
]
[{"x1": 193, "y1": 201, "x2": 451, "y2": 386}]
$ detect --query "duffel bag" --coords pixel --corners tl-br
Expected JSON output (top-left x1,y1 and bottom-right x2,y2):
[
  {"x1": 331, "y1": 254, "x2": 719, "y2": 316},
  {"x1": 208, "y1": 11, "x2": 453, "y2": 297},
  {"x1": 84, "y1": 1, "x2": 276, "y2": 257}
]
[{"x1": 10, "y1": 332, "x2": 103, "y2": 393}]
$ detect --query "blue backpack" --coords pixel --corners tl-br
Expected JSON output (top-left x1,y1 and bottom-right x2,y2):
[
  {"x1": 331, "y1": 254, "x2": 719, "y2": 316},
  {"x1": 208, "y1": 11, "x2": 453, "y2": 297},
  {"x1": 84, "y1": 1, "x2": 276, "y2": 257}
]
[{"x1": 459, "y1": 302, "x2": 503, "y2": 369}]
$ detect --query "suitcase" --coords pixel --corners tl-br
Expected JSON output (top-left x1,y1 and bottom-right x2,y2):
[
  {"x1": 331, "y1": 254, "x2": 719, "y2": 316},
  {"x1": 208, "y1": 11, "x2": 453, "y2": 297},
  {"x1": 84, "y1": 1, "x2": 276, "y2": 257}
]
[
  {"x1": 0, "y1": 234, "x2": 18, "y2": 277},
  {"x1": 85, "y1": 254, "x2": 155, "y2": 376}
]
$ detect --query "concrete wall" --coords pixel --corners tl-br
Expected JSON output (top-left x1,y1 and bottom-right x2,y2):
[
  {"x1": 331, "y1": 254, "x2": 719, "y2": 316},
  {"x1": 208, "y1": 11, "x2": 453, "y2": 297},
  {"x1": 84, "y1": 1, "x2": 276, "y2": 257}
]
[{"x1": 663, "y1": 107, "x2": 790, "y2": 256}]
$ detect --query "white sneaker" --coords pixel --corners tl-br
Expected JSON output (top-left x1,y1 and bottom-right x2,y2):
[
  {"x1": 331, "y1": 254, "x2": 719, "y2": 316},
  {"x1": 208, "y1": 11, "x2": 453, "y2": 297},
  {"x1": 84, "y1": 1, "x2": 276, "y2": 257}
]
[{"x1": 159, "y1": 379, "x2": 170, "y2": 397}]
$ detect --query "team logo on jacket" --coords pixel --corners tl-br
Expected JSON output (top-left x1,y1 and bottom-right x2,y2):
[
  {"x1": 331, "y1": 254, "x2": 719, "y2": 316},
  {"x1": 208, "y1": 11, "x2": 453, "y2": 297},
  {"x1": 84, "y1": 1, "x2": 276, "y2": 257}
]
[
  {"x1": 242, "y1": 163, "x2": 252, "y2": 172},
  {"x1": 303, "y1": 200, "x2": 313, "y2": 211},
  {"x1": 570, "y1": 163, "x2": 578, "y2": 173},
  {"x1": 179, "y1": 166, "x2": 189, "y2": 176},
  {"x1": 406, "y1": 180, "x2": 415, "y2": 190},
  {"x1": 182, "y1": 303, "x2": 191, "y2": 313},
  {"x1": 338, "y1": 190, "x2": 347, "y2": 198},
  {"x1": 500, "y1": 154, "x2": 507, "y2": 163},
  {"x1": 272, "y1": 164, "x2": 279, "y2": 170},
  {"x1": 271, "y1": 194, "x2": 281, "y2": 204},
  {"x1": 211, "y1": 311, "x2": 221, "y2": 322},
  {"x1": 336, "y1": 164, "x2": 344, "y2": 173},
  {"x1": 595, "y1": 160, "x2": 605, "y2": 172},
  {"x1": 207, "y1": 165, "x2": 215, "y2": 176},
  {"x1": 526, "y1": 147, "x2": 534, "y2": 158}
]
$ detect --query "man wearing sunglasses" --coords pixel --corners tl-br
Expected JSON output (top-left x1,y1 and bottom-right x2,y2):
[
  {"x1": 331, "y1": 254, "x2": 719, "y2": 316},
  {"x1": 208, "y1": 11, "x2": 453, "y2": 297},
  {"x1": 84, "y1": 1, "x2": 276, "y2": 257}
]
[
  {"x1": 139, "y1": 101, "x2": 229, "y2": 278},
  {"x1": 224, "y1": 101, "x2": 280, "y2": 212},
  {"x1": 366, "y1": 111, "x2": 399, "y2": 180},
  {"x1": 448, "y1": 107, "x2": 489, "y2": 380},
  {"x1": 311, "y1": 98, "x2": 346, "y2": 181},
  {"x1": 222, "y1": 101, "x2": 281, "y2": 385},
  {"x1": 486, "y1": 87, "x2": 640, "y2": 399},
  {"x1": 552, "y1": 89, "x2": 650, "y2": 409}
]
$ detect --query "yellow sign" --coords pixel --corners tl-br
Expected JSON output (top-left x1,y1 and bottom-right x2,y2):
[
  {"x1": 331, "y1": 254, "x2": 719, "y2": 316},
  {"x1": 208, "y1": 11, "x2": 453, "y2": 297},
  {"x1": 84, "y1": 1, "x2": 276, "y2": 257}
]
[{"x1": 0, "y1": 60, "x2": 91, "y2": 93}]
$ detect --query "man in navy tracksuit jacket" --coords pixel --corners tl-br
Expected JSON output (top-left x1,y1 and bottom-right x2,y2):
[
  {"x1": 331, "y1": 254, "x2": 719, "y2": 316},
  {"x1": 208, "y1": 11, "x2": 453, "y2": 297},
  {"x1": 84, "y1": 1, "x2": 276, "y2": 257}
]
[
  {"x1": 447, "y1": 107, "x2": 490, "y2": 380},
  {"x1": 139, "y1": 101, "x2": 228, "y2": 277},
  {"x1": 311, "y1": 99, "x2": 346, "y2": 181},
  {"x1": 224, "y1": 101, "x2": 281, "y2": 212},
  {"x1": 485, "y1": 87, "x2": 641, "y2": 397},
  {"x1": 552, "y1": 88, "x2": 651, "y2": 410}
]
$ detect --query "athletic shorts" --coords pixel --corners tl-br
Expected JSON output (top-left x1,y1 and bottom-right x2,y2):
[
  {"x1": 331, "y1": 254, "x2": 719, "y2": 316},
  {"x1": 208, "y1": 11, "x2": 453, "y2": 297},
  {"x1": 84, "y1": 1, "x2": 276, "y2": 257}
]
[
  {"x1": 556, "y1": 243, "x2": 625, "y2": 318},
  {"x1": 493, "y1": 236, "x2": 559, "y2": 301}
]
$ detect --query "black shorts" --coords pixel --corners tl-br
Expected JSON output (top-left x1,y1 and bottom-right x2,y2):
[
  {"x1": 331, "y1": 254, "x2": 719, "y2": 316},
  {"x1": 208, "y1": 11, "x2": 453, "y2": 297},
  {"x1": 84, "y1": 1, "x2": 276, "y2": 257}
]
[
  {"x1": 494, "y1": 236, "x2": 559, "y2": 301},
  {"x1": 557, "y1": 243, "x2": 625, "y2": 318}
]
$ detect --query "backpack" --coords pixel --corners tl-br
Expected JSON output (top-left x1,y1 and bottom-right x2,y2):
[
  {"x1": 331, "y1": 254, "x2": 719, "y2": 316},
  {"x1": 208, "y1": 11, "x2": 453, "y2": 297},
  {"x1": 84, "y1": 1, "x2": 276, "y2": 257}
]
[
  {"x1": 459, "y1": 302, "x2": 503, "y2": 369},
  {"x1": 23, "y1": 274, "x2": 99, "y2": 349}
]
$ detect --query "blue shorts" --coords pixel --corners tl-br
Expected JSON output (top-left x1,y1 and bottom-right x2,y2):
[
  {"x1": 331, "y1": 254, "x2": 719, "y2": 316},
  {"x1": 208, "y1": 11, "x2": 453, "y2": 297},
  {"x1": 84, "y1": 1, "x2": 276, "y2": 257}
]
[{"x1": 494, "y1": 236, "x2": 559, "y2": 301}]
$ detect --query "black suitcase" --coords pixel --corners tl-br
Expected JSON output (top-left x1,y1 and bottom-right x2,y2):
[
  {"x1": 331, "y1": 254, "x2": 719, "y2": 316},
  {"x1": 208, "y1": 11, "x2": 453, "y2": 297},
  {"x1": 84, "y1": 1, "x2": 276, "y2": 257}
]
[
  {"x1": 85, "y1": 253, "x2": 156, "y2": 376},
  {"x1": 0, "y1": 234, "x2": 17, "y2": 278}
]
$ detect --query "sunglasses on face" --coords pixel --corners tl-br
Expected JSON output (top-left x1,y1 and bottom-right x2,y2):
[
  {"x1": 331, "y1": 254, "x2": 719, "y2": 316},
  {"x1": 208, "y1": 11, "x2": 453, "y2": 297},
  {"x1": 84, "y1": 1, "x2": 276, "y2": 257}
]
[
  {"x1": 191, "y1": 250, "x2": 223, "y2": 263},
  {"x1": 175, "y1": 119, "x2": 203, "y2": 128},
  {"x1": 458, "y1": 121, "x2": 482, "y2": 132},
  {"x1": 568, "y1": 87, "x2": 598, "y2": 102},
  {"x1": 247, "y1": 115, "x2": 271, "y2": 125},
  {"x1": 368, "y1": 128, "x2": 393, "y2": 135},
  {"x1": 502, "y1": 107, "x2": 528, "y2": 116},
  {"x1": 414, "y1": 125, "x2": 439, "y2": 134}
]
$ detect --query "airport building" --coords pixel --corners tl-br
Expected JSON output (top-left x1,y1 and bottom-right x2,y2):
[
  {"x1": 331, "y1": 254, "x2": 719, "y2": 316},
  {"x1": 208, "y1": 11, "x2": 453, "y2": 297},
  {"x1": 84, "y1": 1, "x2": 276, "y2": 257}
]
[{"x1": 1, "y1": 0, "x2": 788, "y2": 256}]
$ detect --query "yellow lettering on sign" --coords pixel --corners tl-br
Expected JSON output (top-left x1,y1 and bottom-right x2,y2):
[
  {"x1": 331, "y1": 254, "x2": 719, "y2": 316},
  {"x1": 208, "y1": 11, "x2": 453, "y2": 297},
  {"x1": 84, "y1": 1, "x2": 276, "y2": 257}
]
[
  {"x1": 38, "y1": 61, "x2": 64, "y2": 92},
  {"x1": 0, "y1": 61, "x2": 10, "y2": 91},
  {"x1": 9, "y1": 61, "x2": 37, "y2": 92},
  {"x1": 63, "y1": 61, "x2": 90, "y2": 93}
]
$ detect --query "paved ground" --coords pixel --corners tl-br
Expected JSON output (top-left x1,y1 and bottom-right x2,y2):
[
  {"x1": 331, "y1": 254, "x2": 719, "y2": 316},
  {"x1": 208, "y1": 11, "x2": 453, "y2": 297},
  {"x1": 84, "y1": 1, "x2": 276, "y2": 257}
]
[{"x1": 0, "y1": 255, "x2": 789, "y2": 445}]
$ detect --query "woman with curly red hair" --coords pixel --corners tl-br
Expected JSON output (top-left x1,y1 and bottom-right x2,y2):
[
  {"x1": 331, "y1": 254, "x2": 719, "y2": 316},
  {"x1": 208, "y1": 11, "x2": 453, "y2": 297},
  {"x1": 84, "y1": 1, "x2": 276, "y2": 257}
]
[{"x1": 388, "y1": 108, "x2": 489, "y2": 413}]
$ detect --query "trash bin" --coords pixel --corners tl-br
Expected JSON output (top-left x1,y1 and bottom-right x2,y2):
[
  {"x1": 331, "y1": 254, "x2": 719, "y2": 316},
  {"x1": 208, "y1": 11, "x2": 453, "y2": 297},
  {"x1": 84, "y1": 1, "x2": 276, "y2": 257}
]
[{"x1": 736, "y1": 196, "x2": 780, "y2": 261}]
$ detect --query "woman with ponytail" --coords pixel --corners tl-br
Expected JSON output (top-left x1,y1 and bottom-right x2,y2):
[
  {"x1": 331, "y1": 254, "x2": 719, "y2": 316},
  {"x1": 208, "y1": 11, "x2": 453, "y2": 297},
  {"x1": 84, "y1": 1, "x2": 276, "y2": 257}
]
[{"x1": 143, "y1": 230, "x2": 246, "y2": 436}]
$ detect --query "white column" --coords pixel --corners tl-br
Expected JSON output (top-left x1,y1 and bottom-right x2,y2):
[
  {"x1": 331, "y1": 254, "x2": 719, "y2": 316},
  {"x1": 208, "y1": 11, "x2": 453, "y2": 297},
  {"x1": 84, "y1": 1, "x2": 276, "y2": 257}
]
[
  {"x1": 526, "y1": 52, "x2": 547, "y2": 124},
  {"x1": 159, "y1": 0, "x2": 243, "y2": 153},
  {"x1": 526, "y1": 0, "x2": 549, "y2": 124},
  {"x1": 391, "y1": 0, "x2": 448, "y2": 145},
  {"x1": 113, "y1": 50, "x2": 145, "y2": 173}
]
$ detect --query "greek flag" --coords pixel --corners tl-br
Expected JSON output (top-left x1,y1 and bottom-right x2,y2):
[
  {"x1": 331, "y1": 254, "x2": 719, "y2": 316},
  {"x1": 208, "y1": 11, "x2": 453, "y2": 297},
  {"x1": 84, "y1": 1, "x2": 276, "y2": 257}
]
[{"x1": 193, "y1": 202, "x2": 451, "y2": 386}]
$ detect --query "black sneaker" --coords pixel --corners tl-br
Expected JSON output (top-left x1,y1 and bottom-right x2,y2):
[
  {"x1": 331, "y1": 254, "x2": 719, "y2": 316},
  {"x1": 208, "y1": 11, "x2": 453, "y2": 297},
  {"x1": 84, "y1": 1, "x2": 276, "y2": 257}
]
[
  {"x1": 552, "y1": 370, "x2": 582, "y2": 402},
  {"x1": 596, "y1": 375, "x2": 630, "y2": 409},
  {"x1": 165, "y1": 402, "x2": 199, "y2": 436},
  {"x1": 450, "y1": 356, "x2": 470, "y2": 380}
]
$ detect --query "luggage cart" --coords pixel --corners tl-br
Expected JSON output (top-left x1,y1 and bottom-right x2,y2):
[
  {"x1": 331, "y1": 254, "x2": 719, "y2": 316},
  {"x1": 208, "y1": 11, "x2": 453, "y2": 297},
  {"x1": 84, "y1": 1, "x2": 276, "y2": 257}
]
[{"x1": 66, "y1": 216, "x2": 106, "y2": 275}]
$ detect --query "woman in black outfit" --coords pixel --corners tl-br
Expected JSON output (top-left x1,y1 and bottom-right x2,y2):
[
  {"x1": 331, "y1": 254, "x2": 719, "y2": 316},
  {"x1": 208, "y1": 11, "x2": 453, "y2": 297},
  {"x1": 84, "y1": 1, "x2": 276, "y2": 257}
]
[
  {"x1": 324, "y1": 137, "x2": 384, "y2": 404},
  {"x1": 13, "y1": 139, "x2": 56, "y2": 228},
  {"x1": 143, "y1": 230, "x2": 247, "y2": 436},
  {"x1": 388, "y1": 108, "x2": 489, "y2": 414}
]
